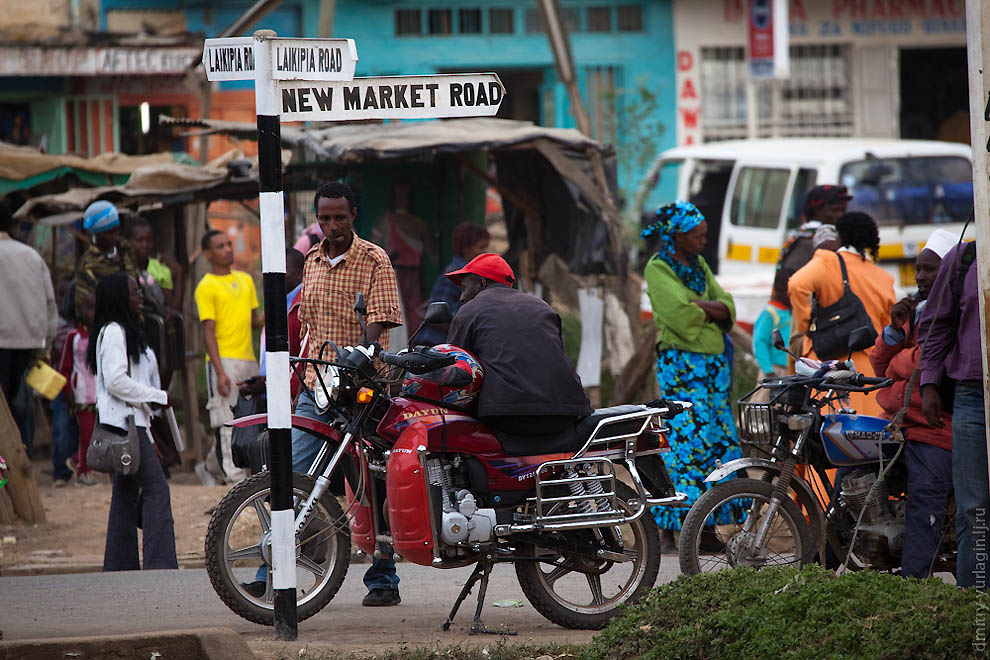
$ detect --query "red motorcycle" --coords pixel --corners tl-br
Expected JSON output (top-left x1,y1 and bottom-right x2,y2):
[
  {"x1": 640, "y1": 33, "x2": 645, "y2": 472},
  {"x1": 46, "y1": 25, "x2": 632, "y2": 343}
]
[{"x1": 205, "y1": 304, "x2": 688, "y2": 632}]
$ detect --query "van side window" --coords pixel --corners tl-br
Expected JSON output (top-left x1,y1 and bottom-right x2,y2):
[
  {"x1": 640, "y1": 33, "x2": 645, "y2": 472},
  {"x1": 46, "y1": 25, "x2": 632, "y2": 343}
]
[
  {"x1": 729, "y1": 167, "x2": 790, "y2": 228},
  {"x1": 786, "y1": 168, "x2": 818, "y2": 230}
]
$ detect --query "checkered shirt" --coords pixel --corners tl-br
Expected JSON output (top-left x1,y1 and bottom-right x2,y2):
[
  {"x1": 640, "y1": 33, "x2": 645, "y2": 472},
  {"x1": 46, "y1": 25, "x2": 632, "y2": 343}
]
[{"x1": 298, "y1": 233, "x2": 402, "y2": 389}]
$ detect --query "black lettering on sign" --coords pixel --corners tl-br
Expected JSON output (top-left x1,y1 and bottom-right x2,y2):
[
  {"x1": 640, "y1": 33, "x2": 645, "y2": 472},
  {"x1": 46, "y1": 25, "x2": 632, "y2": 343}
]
[
  {"x1": 394, "y1": 85, "x2": 409, "y2": 108},
  {"x1": 411, "y1": 84, "x2": 424, "y2": 108},
  {"x1": 319, "y1": 48, "x2": 329, "y2": 72},
  {"x1": 282, "y1": 88, "x2": 297, "y2": 113},
  {"x1": 463, "y1": 83, "x2": 475, "y2": 106},
  {"x1": 245, "y1": 46, "x2": 254, "y2": 70},
  {"x1": 209, "y1": 46, "x2": 249, "y2": 73},
  {"x1": 364, "y1": 86, "x2": 379, "y2": 109},
  {"x1": 476, "y1": 82, "x2": 488, "y2": 105},
  {"x1": 426, "y1": 83, "x2": 439, "y2": 106},
  {"x1": 298, "y1": 87, "x2": 312, "y2": 112},
  {"x1": 343, "y1": 86, "x2": 361, "y2": 110},
  {"x1": 450, "y1": 83, "x2": 463, "y2": 107},
  {"x1": 312, "y1": 86, "x2": 333, "y2": 111},
  {"x1": 380, "y1": 85, "x2": 394, "y2": 108},
  {"x1": 488, "y1": 82, "x2": 502, "y2": 105}
]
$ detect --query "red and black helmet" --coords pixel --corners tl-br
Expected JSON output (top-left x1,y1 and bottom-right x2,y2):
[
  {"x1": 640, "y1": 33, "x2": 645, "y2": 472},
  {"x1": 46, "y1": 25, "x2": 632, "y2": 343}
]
[{"x1": 400, "y1": 344, "x2": 484, "y2": 411}]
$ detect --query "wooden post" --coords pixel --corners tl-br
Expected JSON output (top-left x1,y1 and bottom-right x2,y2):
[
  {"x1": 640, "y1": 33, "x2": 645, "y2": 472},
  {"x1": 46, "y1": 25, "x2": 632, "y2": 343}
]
[
  {"x1": 965, "y1": 0, "x2": 990, "y2": 489},
  {"x1": 0, "y1": 391, "x2": 46, "y2": 524}
]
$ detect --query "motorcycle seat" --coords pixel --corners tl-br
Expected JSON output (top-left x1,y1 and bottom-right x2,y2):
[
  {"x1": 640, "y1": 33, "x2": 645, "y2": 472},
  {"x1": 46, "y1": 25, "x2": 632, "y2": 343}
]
[{"x1": 494, "y1": 405, "x2": 647, "y2": 457}]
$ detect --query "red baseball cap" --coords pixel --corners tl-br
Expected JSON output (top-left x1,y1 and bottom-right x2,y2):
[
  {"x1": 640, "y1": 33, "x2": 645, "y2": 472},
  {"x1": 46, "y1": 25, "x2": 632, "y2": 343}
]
[{"x1": 445, "y1": 253, "x2": 515, "y2": 287}]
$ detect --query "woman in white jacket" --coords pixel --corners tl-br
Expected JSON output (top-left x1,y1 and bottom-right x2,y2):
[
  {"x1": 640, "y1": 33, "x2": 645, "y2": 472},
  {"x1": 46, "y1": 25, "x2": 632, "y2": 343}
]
[{"x1": 86, "y1": 272, "x2": 177, "y2": 571}]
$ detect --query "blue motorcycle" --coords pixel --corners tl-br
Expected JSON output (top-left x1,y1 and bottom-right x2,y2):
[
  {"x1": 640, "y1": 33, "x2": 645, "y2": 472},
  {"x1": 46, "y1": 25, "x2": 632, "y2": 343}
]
[{"x1": 678, "y1": 327, "x2": 955, "y2": 576}]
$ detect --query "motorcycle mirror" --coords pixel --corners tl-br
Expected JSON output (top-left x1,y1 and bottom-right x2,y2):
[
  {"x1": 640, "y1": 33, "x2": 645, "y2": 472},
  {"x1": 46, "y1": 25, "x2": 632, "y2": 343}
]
[
  {"x1": 354, "y1": 292, "x2": 368, "y2": 343},
  {"x1": 424, "y1": 301, "x2": 453, "y2": 325},
  {"x1": 847, "y1": 326, "x2": 875, "y2": 355},
  {"x1": 771, "y1": 329, "x2": 786, "y2": 351}
]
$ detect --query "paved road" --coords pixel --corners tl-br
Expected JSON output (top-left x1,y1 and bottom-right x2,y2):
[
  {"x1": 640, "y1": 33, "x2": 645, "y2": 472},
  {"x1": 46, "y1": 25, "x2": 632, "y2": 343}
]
[{"x1": 1, "y1": 559, "x2": 682, "y2": 654}]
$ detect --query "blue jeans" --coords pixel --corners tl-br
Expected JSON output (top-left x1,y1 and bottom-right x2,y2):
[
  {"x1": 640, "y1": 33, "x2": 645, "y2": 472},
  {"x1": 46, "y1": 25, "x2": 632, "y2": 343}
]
[
  {"x1": 952, "y1": 383, "x2": 989, "y2": 590},
  {"x1": 266, "y1": 391, "x2": 399, "y2": 591},
  {"x1": 51, "y1": 392, "x2": 78, "y2": 481},
  {"x1": 902, "y1": 438, "x2": 953, "y2": 578}
]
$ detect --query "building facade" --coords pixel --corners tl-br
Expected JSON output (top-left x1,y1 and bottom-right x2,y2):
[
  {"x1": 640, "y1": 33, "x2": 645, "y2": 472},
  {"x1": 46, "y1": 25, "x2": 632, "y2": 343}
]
[{"x1": 674, "y1": 0, "x2": 968, "y2": 146}]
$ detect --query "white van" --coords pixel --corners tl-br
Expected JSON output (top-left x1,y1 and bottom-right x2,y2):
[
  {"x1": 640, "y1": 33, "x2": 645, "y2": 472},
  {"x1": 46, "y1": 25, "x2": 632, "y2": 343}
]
[{"x1": 643, "y1": 138, "x2": 973, "y2": 328}]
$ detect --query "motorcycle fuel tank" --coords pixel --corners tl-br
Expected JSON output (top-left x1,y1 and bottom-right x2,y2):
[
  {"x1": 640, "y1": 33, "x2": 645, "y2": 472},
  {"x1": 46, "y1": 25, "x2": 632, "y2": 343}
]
[
  {"x1": 377, "y1": 397, "x2": 502, "y2": 454},
  {"x1": 821, "y1": 414, "x2": 900, "y2": 466},
  {"x1": 386, "y1": 423, "x2": 436, "y2": 566}
]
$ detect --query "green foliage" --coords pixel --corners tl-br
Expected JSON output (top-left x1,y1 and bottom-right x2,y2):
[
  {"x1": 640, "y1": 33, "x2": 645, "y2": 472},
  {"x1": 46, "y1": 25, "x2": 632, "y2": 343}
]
[
  {"x1": 581, "y1": 565, "x2": 988, "y2": 660},
  {"x1": 561, "y1": 312, "x2": 582, "y2": 368}
]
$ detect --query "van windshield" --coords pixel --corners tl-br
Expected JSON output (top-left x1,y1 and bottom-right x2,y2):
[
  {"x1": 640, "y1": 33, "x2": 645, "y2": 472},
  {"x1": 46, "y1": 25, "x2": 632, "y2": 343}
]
[{"x1": 839, "y1": 156, "x2": 972, "y2": 226}]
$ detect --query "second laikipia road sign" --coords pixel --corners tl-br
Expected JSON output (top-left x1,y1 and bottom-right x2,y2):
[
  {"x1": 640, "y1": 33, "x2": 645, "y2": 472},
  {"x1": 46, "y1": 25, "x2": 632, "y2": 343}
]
[{"x1": 278, "y1": 73, "x2": 504, "y2": 122}]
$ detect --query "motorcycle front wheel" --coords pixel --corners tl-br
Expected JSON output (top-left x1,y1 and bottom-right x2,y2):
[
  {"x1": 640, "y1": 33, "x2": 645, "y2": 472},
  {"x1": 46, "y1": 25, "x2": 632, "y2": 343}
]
[
  {"x1": 679, "y1": 478, "x2": 812, "y2": 575},
  {"x1": 515, "y1": 482, "x2": 660, "y2": 630},
  {"x1": 205, "y1": 472, "x2": 351, "y2": 625}
]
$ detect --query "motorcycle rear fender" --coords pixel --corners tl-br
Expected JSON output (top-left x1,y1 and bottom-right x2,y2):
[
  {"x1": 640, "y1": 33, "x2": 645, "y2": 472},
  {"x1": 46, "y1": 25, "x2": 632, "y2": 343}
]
[{"x1": 705, "y1": 457, "x2": 826, "y2": 558}]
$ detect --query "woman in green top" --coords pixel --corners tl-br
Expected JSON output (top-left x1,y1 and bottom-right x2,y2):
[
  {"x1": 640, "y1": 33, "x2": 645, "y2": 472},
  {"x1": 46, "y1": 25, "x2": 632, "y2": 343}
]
[{"x1": 642, "y1": 200, "x2": 741, "y2": 552}]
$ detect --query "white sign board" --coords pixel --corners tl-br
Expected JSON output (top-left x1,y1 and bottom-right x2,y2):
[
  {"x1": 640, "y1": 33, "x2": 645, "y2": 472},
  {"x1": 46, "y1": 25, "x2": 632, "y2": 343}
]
[
  {"x1": 278, "y1": 73, "x2": 504, "y2": 122},
  {"x1": 271, "y1": 38, "x2": 357, "y2": 81},
  {"x1": 0, "y1": 46, "x2": 201, "y2": 77},
  {"x1": 203, "y1": 37, "x2": 256, "y2": 81}
]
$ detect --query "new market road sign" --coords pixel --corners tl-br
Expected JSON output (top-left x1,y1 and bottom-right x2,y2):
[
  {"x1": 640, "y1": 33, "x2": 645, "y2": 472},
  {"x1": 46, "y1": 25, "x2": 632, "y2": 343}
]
[
  {"x1": 203, "y1": 36, "x2": 357, "y2": 82},
  {"x1": 278, "y1": 73, "x2": 504, "y2": 122}
]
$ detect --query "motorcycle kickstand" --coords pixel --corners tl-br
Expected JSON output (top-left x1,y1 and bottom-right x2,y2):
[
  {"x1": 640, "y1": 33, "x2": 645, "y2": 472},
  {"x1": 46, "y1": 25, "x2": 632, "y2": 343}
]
[{"x1": 440, "y1": 560, "x2": 517, "y2": 636}]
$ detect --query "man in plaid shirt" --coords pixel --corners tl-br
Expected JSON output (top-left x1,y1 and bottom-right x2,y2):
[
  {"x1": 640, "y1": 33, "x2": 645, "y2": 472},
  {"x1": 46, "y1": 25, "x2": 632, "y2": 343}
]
[{"x1": 292, "y1": 181, "x2": 403, "y2": 607}]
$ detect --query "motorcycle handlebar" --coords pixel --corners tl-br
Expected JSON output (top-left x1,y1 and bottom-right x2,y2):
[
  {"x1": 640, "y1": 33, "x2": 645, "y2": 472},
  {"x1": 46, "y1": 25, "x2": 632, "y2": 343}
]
[{"x1": 820, "y1": 373, "x2": 892, "y2": 393}]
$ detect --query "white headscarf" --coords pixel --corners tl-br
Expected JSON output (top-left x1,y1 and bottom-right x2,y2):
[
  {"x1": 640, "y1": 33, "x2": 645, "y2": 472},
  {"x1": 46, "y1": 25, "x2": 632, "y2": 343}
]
[{"x1": 923, "y1": 228, "x2": 957, "y2": 259}]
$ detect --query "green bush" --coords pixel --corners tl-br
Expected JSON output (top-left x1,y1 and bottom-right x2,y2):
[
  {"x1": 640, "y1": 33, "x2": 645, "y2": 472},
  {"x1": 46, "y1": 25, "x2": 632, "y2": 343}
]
[{"x1": 582, "y1": 565, "x2": 988, "y2": 660}]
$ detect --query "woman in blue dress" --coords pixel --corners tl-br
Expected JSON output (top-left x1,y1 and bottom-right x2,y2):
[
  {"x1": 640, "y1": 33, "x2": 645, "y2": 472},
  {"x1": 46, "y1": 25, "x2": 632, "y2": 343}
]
[{"x1": 642, "y1": 201, "x2": 741, "y2": 553}]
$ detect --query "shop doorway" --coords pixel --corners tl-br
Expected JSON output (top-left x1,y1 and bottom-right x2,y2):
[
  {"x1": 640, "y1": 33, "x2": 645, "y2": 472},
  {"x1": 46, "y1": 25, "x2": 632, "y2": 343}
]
[
  {"x1": 492, "y1": 69, "x2": 544, "y2": 124},
  {"x1": 899, "y1": 48, "x2": 969, "y2": 144}
]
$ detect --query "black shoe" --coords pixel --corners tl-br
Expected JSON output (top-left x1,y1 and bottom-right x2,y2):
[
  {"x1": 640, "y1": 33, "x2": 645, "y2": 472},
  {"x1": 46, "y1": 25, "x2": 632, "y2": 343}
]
[
  {"x1": 241, "y1": 580, "x2": 267, "y2": 598},
  {"x1": 362, "y1": 588, "x2": 400, "y2": 607}
]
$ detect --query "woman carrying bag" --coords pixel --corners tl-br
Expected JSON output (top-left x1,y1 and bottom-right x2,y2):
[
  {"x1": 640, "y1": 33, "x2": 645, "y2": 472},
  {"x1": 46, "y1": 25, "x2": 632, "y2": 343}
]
[
  {"x1": 788, "y1": 211, "x2": 896, "y2": 417},
  {"x1": 87, "y1": 272, "x2": 177, "y2": 571}
]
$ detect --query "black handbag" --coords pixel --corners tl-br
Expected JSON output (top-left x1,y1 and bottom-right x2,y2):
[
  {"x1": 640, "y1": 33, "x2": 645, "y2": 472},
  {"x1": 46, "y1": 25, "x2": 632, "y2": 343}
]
[
  {"x1": 231, "y1": 394, "x2": 269, "y2": 474},
  {"x1": 87, "y1": 415, "x2": 141, "y2": 476},
  {"x1": 807, "y1": 253, "x2": 878, "y2": 360}
]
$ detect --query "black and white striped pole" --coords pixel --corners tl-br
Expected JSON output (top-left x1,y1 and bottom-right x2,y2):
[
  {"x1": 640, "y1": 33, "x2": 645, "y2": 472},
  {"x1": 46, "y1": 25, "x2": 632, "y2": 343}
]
[{"x1": 253, "y1": 28, "x2": 297, "y2": 640}]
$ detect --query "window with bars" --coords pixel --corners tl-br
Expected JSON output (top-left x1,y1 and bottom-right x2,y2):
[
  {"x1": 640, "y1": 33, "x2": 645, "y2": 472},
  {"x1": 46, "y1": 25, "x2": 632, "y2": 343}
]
[
  {"x1": 588, "y1": 6, "x2": 611, "y2": 32},
  {"x1": 586, "y1": 65, "x2": 619, "y2": 144},
  {"x1": 698, "y1": 44, "x2": 853, "y2": 142},
  {"x1": 395, "y1": 9, "x2": 422, "y2": 36},
  {"x1": 524, "y1": 7, "x2": 579, "y2": 34},
  {"x1": 429, "y1": 9, "x2": 453, "y2": 35},
  {"x1": 617, "y1": 5, "x2": 643, "y2": 32},
  {"x1": 489, "y1": 8, "x2": 514, "y2": 33},
  {"x1": 459, "y1": 8, "x2": 482, "y2": 34}
]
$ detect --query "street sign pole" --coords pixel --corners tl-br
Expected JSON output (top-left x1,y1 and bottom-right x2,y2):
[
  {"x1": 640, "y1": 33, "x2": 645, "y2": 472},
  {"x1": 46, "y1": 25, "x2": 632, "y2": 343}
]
[{"x1": 252, "y1": 29, "x2": 298, "y2": 641}]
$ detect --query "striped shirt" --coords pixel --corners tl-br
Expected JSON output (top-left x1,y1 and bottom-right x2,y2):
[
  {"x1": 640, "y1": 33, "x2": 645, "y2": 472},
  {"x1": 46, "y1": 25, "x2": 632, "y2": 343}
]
[{"x1": 298, "y1": 233, "x2": 402, "y2": 388}]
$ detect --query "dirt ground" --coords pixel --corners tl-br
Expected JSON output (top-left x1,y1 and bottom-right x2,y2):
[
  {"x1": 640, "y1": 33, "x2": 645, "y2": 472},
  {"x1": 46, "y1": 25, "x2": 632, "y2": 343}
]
[{"x1": 0, "y1": 460, "x2": 230, "y2": 573}]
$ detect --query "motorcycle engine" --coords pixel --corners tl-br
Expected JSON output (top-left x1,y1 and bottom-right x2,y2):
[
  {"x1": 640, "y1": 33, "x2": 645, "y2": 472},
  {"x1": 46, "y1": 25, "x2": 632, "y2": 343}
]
[
  {"x1": 839, "y1": 469, "x2": 905, "y2": 563},
  {"x1": 426, "y1": 458, "x2": 497, "y2": 552}
]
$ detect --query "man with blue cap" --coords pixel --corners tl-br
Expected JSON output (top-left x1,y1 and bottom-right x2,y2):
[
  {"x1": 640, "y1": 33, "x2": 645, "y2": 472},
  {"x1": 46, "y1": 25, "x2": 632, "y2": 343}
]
[{"x1": 74, "y1": 201, "x2": 138, "y2": 316}]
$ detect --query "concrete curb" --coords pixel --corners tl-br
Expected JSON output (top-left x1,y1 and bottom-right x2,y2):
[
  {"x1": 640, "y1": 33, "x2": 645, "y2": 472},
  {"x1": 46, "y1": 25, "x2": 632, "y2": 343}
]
[{"x1": 0, "y1": 627, "x2": 255, "y2": 660}]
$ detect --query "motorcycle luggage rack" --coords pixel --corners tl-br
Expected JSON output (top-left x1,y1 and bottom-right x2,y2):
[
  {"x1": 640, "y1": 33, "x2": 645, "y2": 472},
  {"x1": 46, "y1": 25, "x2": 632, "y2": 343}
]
[
  {"x1": 494, "y1": 405, "x2": 690, "y2": 536},
  {"x1": 533, "y1": 458, "x2": 617, "y2": 523}
]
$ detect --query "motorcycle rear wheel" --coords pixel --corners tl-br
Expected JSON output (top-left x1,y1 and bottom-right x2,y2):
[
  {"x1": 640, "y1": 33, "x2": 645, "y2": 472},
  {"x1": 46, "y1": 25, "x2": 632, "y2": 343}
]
[
  {"x1": 205, "y1": 472, "x2": 351, "y2": 625},
  {"x1": 515, "y1": 482, "x2": 660, "y2": 630},
  {"x1": 679, "y1": 478, "x2": 813, "y2": 575}
]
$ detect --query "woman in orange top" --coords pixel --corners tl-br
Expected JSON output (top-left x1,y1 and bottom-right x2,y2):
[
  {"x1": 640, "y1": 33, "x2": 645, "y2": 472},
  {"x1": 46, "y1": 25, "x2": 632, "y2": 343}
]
[{"x1": 787, "y1": 212, "x2": 895, "y2": 417}]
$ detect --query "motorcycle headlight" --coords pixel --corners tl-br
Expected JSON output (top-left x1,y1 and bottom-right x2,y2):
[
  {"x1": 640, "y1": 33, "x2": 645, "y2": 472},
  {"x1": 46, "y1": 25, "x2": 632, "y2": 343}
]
[{"x1": 313, "y1": 364, "x2": 340, "y2": 414}]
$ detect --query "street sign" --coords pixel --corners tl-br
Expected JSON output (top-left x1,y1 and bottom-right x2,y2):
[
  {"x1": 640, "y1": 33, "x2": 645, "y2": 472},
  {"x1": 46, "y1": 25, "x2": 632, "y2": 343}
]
[
  {"x1": 278, "y1": 73, "x2": 504, "y2": 122},
  {"x1": 203, "y1": 36, "x2": 357, "y2": 82},
  {"x1": 203, "y1": 37, "x2": 256, "y2": 81},
  {"x1": 271, "y1": 38, "x2": 357, "y2": 81}
]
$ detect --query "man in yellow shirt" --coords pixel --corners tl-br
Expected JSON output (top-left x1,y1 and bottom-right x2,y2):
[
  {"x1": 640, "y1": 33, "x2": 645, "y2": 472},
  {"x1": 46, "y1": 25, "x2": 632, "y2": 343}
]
[{"x1": 194, "y1": 229, "x2": 264, "y2": 484}]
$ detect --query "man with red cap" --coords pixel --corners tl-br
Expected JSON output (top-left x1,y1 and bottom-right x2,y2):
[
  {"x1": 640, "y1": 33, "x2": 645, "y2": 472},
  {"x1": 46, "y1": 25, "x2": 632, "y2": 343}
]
[{"x1": 445, "y1": 253, "x2": 592, "y2": 437}]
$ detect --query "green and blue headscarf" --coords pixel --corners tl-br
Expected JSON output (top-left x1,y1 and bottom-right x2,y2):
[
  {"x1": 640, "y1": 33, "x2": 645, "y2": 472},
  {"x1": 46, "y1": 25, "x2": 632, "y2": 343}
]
[{"x1": 641, "y1": 200, "x2": 707, "y2": 295}]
